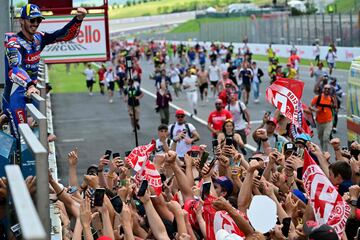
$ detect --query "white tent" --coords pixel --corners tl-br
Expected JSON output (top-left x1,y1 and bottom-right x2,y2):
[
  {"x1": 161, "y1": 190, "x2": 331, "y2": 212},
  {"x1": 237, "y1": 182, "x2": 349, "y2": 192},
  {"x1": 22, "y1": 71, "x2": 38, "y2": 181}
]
[
  {"x1": 206, "y1": 7, "x2": 217, "y2": 13},
  {"x1": 288, "y1": 0, "x2": 307, "y2": 12}
]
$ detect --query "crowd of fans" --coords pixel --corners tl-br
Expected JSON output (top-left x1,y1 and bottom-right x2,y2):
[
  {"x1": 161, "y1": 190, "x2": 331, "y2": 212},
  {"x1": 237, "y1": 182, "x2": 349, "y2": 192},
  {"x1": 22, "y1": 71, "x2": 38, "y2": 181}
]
[{"x1": 0, "y1": 36, "x2": 353, "y2": 240}]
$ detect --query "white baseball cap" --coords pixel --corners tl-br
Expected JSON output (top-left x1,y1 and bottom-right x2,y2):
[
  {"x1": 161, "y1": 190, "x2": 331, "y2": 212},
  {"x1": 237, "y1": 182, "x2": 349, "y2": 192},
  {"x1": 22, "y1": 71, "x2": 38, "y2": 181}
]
[{"x1": 216, "y1": 229, "x2": 244, "y2": 240}]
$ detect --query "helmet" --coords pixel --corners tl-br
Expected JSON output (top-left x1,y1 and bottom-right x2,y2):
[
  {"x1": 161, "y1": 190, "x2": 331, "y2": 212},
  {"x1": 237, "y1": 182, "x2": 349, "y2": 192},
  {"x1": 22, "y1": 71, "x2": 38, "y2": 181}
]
[{"x1": 20, "y1": 4, "x2": 45, "y2": 20}]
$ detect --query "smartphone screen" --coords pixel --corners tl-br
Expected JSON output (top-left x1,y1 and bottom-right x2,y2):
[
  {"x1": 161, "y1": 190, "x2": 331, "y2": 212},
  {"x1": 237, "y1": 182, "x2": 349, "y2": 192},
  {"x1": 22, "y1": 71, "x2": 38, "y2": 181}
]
[
  {"x1": 137, "y1": 180, "x2": 148, "y2": 197},
  {"x1": 212, "y1": 139, "x2": 218, "y2": 153},
  {"x1": 190, "y1": 151, "x2": 199, "y2": 158},
  {"x1": 93, "y1": 188, "x2": 106, "y2": 207},
  {"x1": 124, "y1": 150, "x2": 131, "y2": 157},
  {"x1": 110, "y1": 195, "x2": 123, "y2": 214},
  {"x1": 281, "y1": 217, "x2": 291, "y2": 237},
  {"x1": 104, "y1": 150, "x2": 112, "y2": 160},
  {"x1": 199, "y1": 151, "x2": 209, "y2": 170},
  {"x1": 225, "y1": 137, "x2": 233, "y2": 146},
  {"x1": 113, "y1": 152, "x2": 120, "y2": 159},
  {"x1": 201, "y1": 181, "x2": 211, "y2": 200},
  {"x1": 208, "y1": 156, "x2": 217, "y2": 169},
  {"x1": 67, "y1": 186, "x2": 78, "y2": 194}
]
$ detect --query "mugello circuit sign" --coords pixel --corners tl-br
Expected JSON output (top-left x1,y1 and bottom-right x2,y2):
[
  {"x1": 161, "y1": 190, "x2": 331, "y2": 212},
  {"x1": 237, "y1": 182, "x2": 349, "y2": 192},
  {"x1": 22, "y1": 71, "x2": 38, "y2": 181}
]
[{"x1": 38, "y1": 14, "x2": 108, "y2": 63}]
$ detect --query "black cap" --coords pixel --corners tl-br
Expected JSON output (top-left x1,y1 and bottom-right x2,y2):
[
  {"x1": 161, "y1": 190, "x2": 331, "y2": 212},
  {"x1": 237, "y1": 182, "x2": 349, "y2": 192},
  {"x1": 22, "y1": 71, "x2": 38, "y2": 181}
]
[
  {"x1": 283, "y1": 142, "x2": 296, "y2": 153},
  {"x1": 303, "y1": 221, "x2": 338, "y2": 240}
]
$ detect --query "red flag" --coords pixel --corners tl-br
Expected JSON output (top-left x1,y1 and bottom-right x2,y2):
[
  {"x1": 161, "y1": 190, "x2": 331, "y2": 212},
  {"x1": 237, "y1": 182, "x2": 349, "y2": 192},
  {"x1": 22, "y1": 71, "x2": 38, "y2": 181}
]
[
  {"x1": 126, "y1": 140, "x2": 162, "y2": 196},
  {"x1": 135, "y1": 160, "x2": 163, "y2": 196},
  {"x1": 126, "y1": 140, "x2": 156, "y2": 171},
  {"x1": 302, "y1": 150, "x2": 351, "y2": 237},
  {"x1": 265, "y1": 78, "x2": 304, "y2": 126},
  {"x1": 203, "y1": 196, "x2": 245, "y2": 240}
]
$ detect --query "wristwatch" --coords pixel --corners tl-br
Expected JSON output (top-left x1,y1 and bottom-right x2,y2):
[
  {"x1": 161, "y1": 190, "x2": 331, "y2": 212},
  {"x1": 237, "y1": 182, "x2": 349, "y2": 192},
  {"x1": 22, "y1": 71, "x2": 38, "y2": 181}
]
[{"x1": 351, "y1": 200, "x2": 358, "y2": 207}]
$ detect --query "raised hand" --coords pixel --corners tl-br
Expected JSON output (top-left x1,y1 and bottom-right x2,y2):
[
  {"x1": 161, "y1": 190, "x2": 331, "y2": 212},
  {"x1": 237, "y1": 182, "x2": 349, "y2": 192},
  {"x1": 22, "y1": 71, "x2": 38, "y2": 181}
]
[
  {"x1": 67, "y1": 147, "x2": 78, "y2": 166},
  {"x1": 76, "y1": 7, "x2": 87, "y2": 21}
]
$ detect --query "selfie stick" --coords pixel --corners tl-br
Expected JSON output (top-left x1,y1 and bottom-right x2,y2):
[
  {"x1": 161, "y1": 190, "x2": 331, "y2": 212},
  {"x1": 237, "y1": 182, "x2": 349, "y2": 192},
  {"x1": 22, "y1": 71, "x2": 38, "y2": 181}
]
[{"x1": 126, "y1": 55, "x2": 139, "y2": 147}]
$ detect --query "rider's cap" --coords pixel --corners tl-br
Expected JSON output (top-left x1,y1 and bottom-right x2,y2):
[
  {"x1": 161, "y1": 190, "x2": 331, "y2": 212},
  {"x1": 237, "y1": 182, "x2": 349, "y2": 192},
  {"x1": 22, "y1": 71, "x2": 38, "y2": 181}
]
[{"x1": 20, "y1": 4, "x2": 45, "y2": 20}]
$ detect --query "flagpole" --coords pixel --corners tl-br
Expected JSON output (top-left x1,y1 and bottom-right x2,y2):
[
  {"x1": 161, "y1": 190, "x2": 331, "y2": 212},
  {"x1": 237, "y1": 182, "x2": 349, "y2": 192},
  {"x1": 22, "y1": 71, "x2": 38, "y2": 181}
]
[{"x1": 126, "y1": 56, "x2": 139, "y2": 147}]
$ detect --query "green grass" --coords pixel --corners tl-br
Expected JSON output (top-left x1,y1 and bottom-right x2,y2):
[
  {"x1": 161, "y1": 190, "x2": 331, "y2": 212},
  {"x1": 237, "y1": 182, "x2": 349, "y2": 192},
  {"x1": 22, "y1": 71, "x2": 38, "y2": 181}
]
[
  {"x1": 252, "y1": 54, "x2": 351, "y2": 70},
  {"x1": 332, "y1": 0, "x2": 359, "y2": 13},
  {"x1": 170, "y1": 16, "x2": 246, "y2": 33},
  {"x1": 49, "y1": 64, "x2": 100, "y2": 93},
  {"x1": 48, "y1": 55, "x2": 350, "y2": 94},
  {"x1": 109, "y1": 0, "x2": 272, "y2": 19}
]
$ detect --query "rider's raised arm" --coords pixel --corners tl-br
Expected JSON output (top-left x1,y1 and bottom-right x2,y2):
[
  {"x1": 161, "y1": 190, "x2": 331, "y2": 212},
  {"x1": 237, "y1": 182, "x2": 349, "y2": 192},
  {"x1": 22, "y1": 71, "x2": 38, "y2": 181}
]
[{"x1": 41, "y1": 16, "x2": 83, "y2": 48}]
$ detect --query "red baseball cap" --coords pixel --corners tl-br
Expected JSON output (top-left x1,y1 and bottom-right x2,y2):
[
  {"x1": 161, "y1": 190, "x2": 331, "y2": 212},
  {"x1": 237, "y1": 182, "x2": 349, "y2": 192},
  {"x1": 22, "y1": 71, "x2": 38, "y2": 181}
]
[
  {"x1": 267, "y1": 117, "x2": 278, "y2": 125},
  {"x1": 175, "y1": 109, "x2": 185, "y2": 115},
  {"x1": 97, "y1": 236, "x2": 112, "y2": 240},
  {"x1": 190, "y1": 145, "x2": 200, "y2": 152}
]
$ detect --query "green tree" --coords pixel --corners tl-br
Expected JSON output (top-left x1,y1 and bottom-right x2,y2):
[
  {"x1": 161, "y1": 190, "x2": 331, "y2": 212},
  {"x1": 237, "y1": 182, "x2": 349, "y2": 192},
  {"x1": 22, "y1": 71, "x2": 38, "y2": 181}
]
[{"x1": 15, "y1": 1, "x2": 26, "y2": 8}]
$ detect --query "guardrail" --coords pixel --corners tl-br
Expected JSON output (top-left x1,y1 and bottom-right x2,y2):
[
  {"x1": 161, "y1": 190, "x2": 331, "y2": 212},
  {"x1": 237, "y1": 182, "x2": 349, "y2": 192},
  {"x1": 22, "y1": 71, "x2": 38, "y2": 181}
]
[
  {"x1": 18, "y1": 123, "x2": 49, "y2": 238},
  {"x1": 5, "y1": 165, "x2": 46, "y2": 240},
  {"x1": 43, "y1": 63, "x2": 62, "y2": 239},
  {"x1": 1, "y1": 60, "x2": 61, "y2": 239}
]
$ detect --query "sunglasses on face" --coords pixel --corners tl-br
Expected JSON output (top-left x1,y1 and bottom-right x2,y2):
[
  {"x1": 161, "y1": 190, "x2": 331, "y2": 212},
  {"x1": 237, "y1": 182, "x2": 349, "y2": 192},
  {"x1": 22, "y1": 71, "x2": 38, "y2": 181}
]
[
  {"x1": 176, "y1": 115, "x2": 185, "y2": 119},
  {"x1": 248, "y1": 157, "x2": 263, "y2": 162},
  {"x1": 29, "y1": 18, "x2": 42, "y2": 24}
]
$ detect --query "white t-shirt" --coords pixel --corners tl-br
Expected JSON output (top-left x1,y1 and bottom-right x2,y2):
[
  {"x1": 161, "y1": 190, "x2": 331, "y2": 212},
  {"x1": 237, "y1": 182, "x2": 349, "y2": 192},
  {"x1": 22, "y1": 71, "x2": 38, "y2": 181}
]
[
  {"x1": 228, "y1": 101, "x2": 247, "y2": 130},
  {"x1": 313, "y1": 45, "x2": 320, "y2": 56},
  {"x1": 219, "y1": 49, "x2": 227, "y2": 59},
  {"x1": 183, "y1": 75, "x2": 197, "y2": 92},
  {"x1": 105, "y1": 71, "x2": 116, "y2": 83},
  {"x1": 169, "y1": 122, "x2": 196, "y2": 157},
  {"x1": 252, "y1": 67, "x2": 259, "y2": 83},
  {"x1": 155, "y1": 138, "x2": 173, "y2": 154},
  {"x1": 208, "y1": 65, "x2": 220, "y2": 82},
  {"x1": 326, "y1": 52, "x2": 336, "y2": 63},
  {"x1": 84, "y1": 68, "x2": 95, "y2": 81},
  {"x1": 170, "y1": 68, "x2": 180, "y2": 83},
  {"x1": 220, "y1": 63, "x2": 229, "y2": 74}
]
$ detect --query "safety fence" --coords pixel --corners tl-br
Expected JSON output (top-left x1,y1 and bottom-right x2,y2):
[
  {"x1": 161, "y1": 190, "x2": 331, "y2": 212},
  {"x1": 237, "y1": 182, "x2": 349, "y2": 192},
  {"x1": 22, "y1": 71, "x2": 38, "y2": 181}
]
[
  {"x1": 137, "y1": 12, "x2": 360, "y2": 47},
  {"x1": 1, "y1": 61, "x2": 62, "y2": 239}
]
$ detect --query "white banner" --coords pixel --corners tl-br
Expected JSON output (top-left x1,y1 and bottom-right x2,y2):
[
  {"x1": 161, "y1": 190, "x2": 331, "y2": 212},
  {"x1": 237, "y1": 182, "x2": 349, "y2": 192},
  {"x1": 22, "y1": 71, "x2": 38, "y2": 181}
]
[
  {"x1": 162, "y1": 40, "x2": 360, "y2": 63},
  {"x1": 38, "y1": 14, "x2": 108, "y2": 63}
]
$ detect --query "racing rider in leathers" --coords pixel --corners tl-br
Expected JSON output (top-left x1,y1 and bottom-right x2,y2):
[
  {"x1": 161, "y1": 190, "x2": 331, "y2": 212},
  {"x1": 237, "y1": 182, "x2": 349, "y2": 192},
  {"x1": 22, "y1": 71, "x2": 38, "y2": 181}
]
[{"x1": 2, "y1": 4, "x2": 87, "y2": 138}]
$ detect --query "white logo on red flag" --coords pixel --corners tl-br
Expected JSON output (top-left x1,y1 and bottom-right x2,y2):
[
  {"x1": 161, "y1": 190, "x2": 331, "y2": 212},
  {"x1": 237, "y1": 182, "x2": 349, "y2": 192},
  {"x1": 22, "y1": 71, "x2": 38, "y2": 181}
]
[
  {"x1": 126, "y1": 140, "x2": 162, "y2": 196},
  {"x1": 126, "y1": 140, "x2": 156, "y2": 171},
  {"x1": 266, "y1": 78, "x2": 304, "y2": 126},
  {"x1": 302, "y1": 150, "x2": 351, "y2": 237},
  {"x1": 203, "y1": 196, "x2": 244, "y2": 240}
]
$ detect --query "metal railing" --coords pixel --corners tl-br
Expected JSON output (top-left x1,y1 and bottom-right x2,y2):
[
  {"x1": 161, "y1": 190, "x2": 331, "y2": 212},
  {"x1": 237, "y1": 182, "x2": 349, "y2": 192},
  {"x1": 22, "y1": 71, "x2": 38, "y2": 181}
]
[
  {"x1": 138, "y1": 12, "x2": 360, "y2": 47},
  {"x1": 5, "y1": 165, "x2": 46, "y2": 240},
  {"x1": 31, "y1": 93, "x2": 46, "y2": 118},
  {"x1": 25, "y1": 103, "x2": 47, "y2": 148},
  {"x1": 18, "y1": 123, "x2": 49, "y2": 239},
  {"x1": 1, "y1": 60, "x2": 57, "y2": 239}
]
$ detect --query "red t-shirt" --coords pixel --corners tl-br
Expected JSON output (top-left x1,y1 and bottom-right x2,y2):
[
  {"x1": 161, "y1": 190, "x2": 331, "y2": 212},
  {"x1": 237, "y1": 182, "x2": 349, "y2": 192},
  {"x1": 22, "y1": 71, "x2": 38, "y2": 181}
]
[
  {"x1": 208, "y1": 109, "x2": 232, "y2": 136},
  {"x1": 218, "y1": 90, "x2": 228, "y2": 108},
  {"x1": 97, "y1": 68, "x2": 106, "y2": 81}
]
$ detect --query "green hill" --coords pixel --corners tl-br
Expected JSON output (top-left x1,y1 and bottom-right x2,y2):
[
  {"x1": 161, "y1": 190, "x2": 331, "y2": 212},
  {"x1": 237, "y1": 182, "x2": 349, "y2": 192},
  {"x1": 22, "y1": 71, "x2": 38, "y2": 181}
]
[
  {"x1": 331, "y1": 0, "x2": 360, "y2": 13},
  {"x1": 109, "y1": 0, "x2": 272, "y2": 19}
]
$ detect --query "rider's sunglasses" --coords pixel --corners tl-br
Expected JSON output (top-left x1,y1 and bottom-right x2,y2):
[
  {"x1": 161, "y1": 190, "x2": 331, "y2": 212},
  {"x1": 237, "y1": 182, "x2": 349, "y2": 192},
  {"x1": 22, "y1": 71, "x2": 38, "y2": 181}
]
[{"x1": 29, "y1": 18, "x2": 43, "y2": 24}]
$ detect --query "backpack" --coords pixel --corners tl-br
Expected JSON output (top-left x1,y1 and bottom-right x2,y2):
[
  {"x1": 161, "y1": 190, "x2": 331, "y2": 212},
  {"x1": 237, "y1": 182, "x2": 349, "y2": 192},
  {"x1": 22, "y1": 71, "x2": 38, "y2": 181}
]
[
  {"x1": 169, "y1": 123, "x2": 192, "y2": 140},
  {"x1": 227, "y1": 102, "x2": 248, "y2": 122},
  {"x1": 316, "y1": 94, "x2": 334, "y2": 111},
  {"x1": 256, "y1": 133, "x2": 279, "y2": 151}
]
